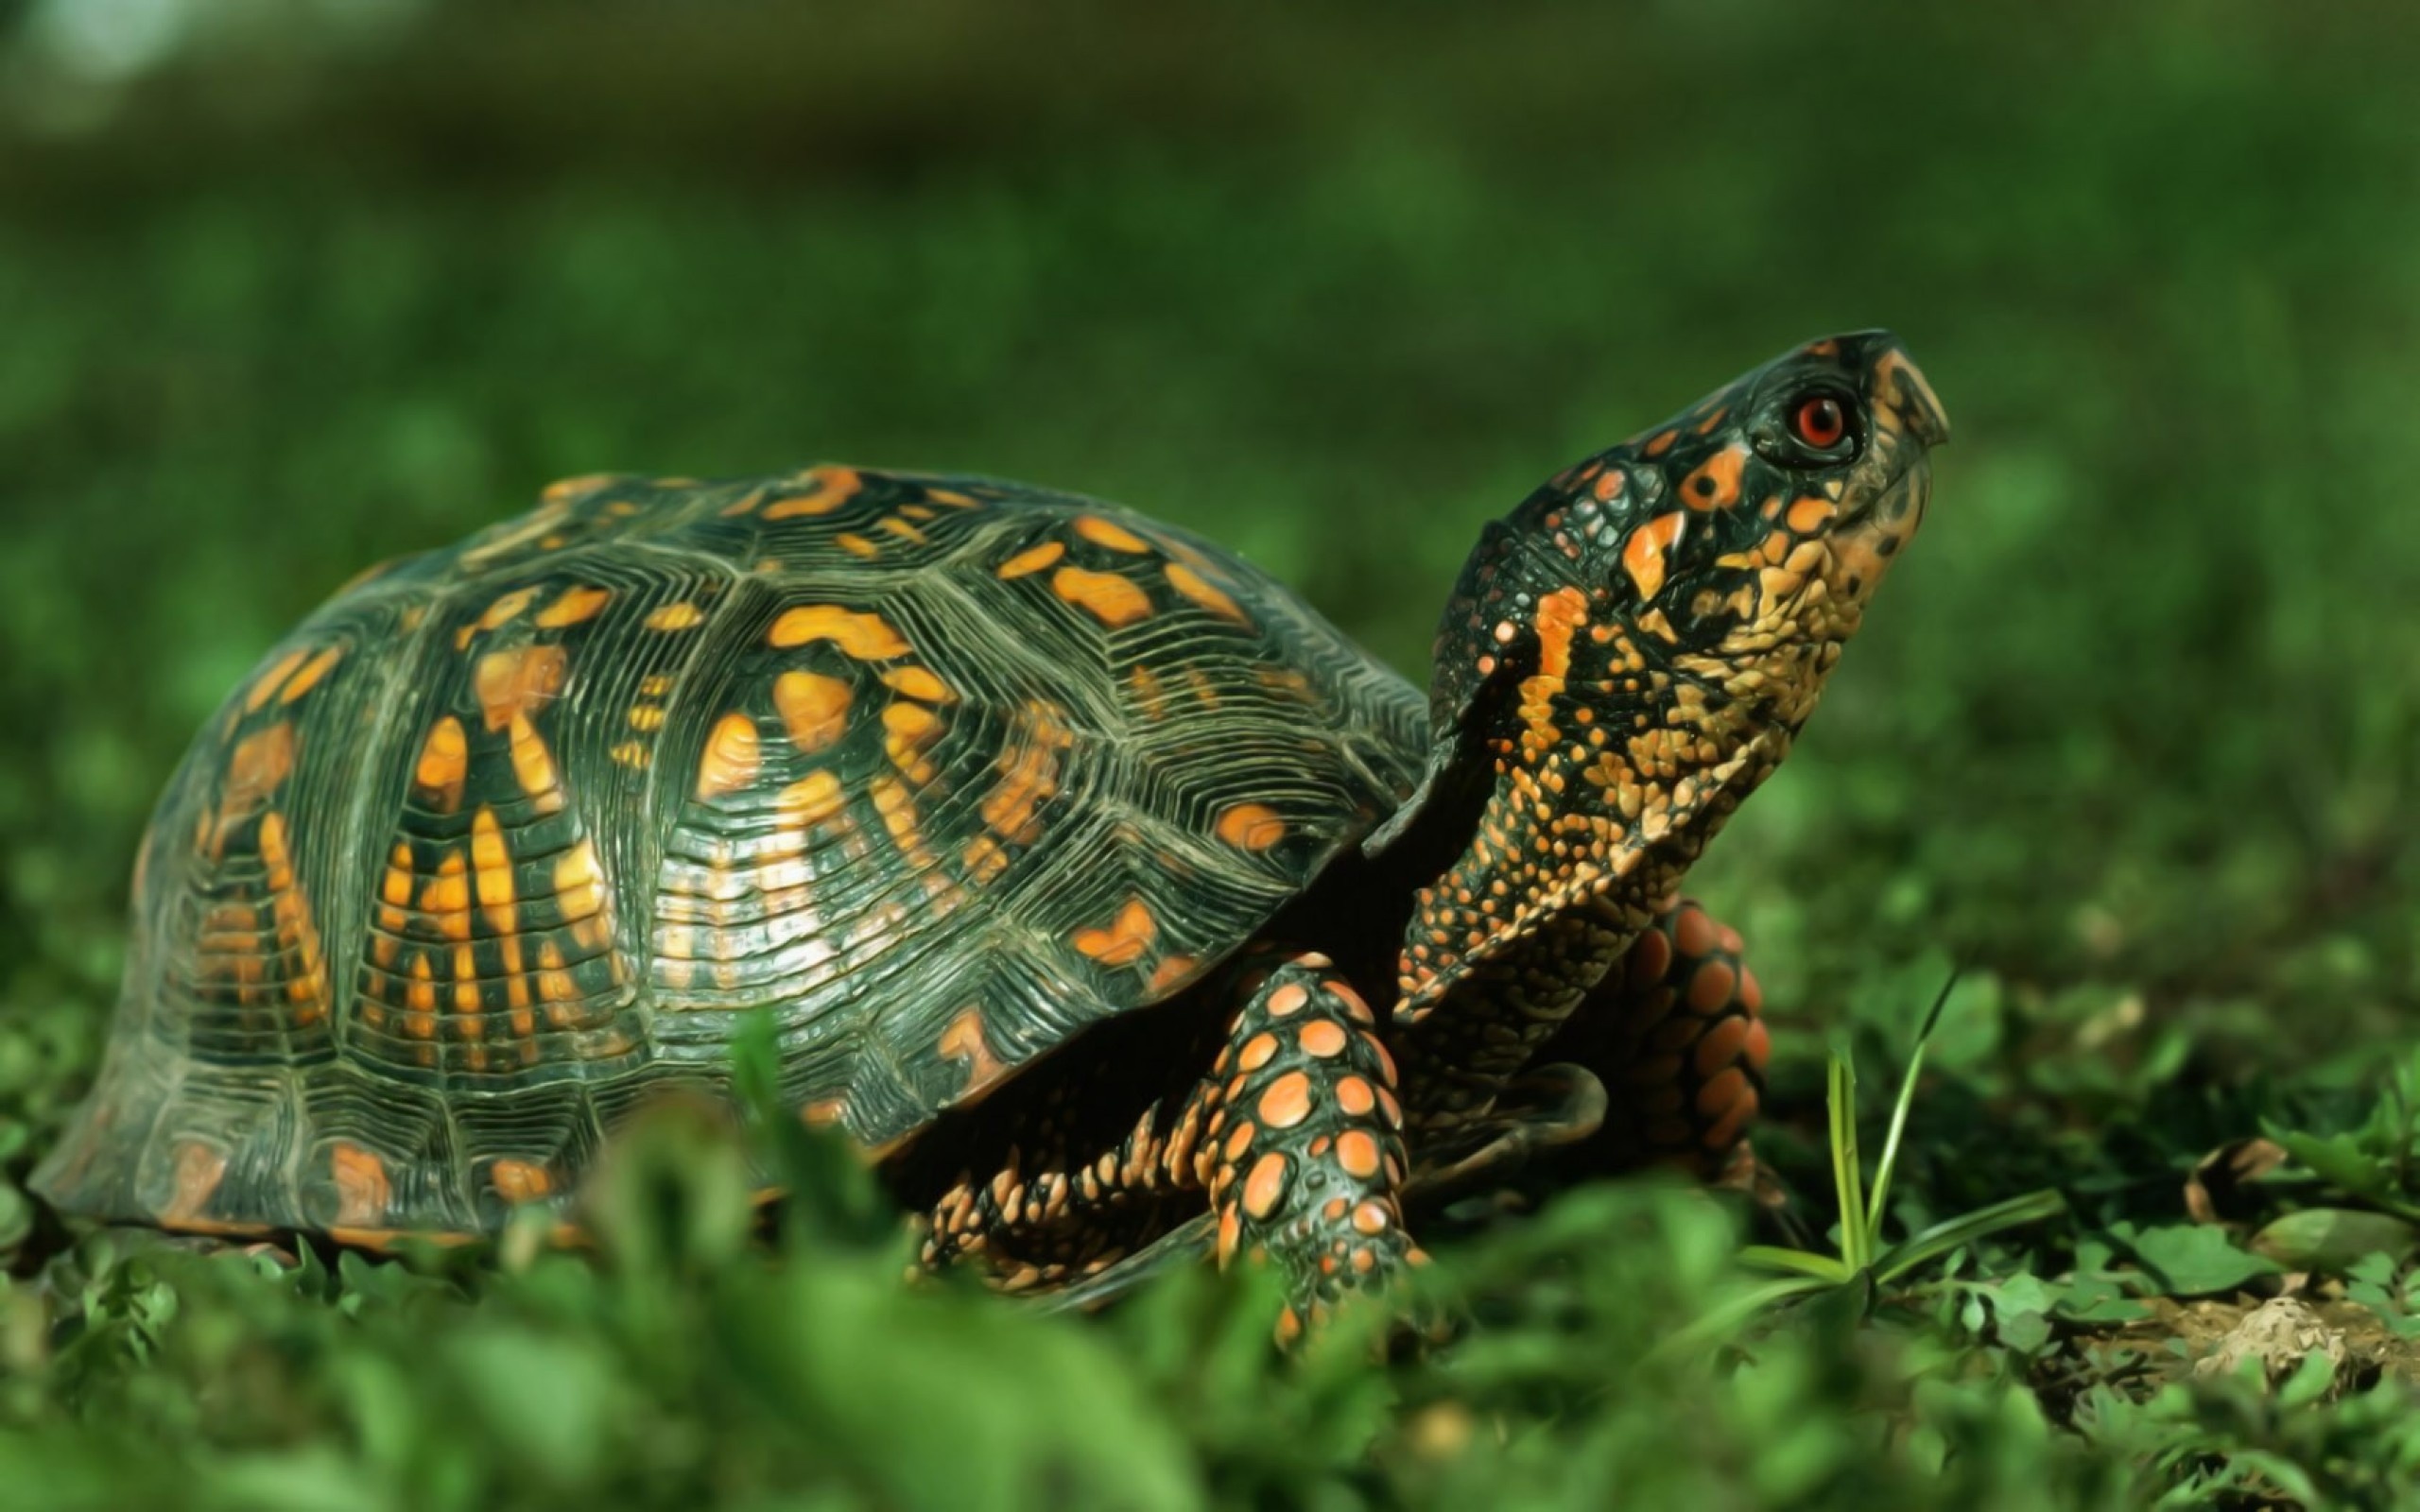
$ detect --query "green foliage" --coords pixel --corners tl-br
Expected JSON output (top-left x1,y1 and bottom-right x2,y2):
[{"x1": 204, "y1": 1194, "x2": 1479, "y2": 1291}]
[
  {"x1": 3, "y1": 1, "x2": 2420, "y2": 1506},
  {"x1": 1734, "y1": 983, "x2": 2066, "y2": 1312}
]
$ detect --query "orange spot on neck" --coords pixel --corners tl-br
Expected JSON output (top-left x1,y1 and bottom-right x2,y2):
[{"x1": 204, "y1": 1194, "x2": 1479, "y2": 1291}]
[
  {"x1": 1622, "y1": 513, "x2": 1685, "y2": 602},
  {"x1": 1680, "y1": 444, "x2": 1749, "y2": 511},
  {"x1": 1532, "y1": 587, "x2": 1590, "y2": 680}
]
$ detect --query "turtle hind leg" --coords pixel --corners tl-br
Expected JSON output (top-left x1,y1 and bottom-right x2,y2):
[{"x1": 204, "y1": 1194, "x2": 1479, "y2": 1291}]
[
  {"x1": 918, "y1": 1104, "x2": 1203, "y2": 1295},
  {"x1": 1548, "y1": 898, "x2": 1772, "y2": 1184}
]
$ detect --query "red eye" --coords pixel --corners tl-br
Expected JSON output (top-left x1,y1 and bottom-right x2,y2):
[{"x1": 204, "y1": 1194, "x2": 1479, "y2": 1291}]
[{"x1": 1792, "y1": 396, "x2": 1847, "y2": 449}]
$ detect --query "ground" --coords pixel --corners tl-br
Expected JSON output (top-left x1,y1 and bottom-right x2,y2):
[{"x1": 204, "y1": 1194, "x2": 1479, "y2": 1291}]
[{"x1": 3, "y1": 2, "x2": 2419, "y2": 1507}]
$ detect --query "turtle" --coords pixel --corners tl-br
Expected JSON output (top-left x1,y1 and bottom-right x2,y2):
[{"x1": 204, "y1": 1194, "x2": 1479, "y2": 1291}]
[{"x1": 34, "y1": 331, "x2": 1946, "y2": 1332}]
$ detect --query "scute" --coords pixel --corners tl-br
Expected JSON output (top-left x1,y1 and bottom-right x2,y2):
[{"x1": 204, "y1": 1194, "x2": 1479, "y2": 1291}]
[{"x1": 35, "y1": 466, "x2": 1428, "y2": 1236}]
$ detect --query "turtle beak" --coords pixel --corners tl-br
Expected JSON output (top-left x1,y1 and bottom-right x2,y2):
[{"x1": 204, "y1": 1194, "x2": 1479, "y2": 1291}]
[{"x1": 1873, "y1": 342, "x2": 1950, "y2": 449}]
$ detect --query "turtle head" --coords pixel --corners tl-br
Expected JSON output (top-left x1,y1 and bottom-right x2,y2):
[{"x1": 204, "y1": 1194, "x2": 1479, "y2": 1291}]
[{"x1": 1384, "y1": 331, "x2": 1947, "y2": 1014}]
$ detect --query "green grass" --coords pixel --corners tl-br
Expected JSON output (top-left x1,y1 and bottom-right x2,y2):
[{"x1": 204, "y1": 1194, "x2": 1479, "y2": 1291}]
[{"x1": 5, "y1": 1, "x2": 2420, "y2": 1505}]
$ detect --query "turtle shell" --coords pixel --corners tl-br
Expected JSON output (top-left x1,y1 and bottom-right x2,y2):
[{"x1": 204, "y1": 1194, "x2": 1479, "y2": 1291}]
[{"x1": 34, "y1": 467, "x2": 1426, "y2": 1240}]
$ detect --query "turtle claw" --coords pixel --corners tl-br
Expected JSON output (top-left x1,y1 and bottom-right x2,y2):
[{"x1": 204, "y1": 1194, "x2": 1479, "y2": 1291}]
[{"x1": 1408, "y1": 1062, "x2": 1610, "y2": 1206}]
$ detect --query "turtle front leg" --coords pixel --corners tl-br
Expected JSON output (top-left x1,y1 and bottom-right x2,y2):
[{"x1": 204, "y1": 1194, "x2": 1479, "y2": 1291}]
[
  {"x1": 1201, "y1": 952, "x2": 1420, "y2": 1339},
  {"x1": 918, "y1": 950, "x2": 1419, "y2": 1332}
]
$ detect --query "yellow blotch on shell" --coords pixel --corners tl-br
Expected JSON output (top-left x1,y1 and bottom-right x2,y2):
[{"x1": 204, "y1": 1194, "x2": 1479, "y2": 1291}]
[
  {"x1": 1074, "y1": 897, "x2": 1157, "y2": 968},
  {"x1": 646, "y1": 602, "x2": 705, "y2": 632},
  {"x1": 554, "y1": 838, "x2": 611, "y2": 937},
  {"x1": 246, "y1": 648, "x2": 311, "y2": 713},
  {"x1": 412, "y1": 716, "x2": 469, "y2": 814},
  {"x1": 479, "y1": 587, "x2": 541, "y2": 632},
  {"x1": 880, "y1": 665, "x2": 953, "y2": 703},
  {"x1": 1214, "y1": 802, "x2": 1288, "y2": 850},
  {"x1": 695, "y1": 712, "x2": 763, "y2": 800},
  {"x1": 1164, "y1": 563, "x2": 1247, "y2": 624},
  {"x1": 768, "y1": 605, "x2": 911, "y2": 660},
  {"x1": 490, "y1": 1160, "x2": 552, "y2": 1205},
  {"x1": 470, "y1": 807, "x2": 517, "y2": 936},
  {"x1": 329, "y1": 1143, "x2": 392, "y2": 1228},
  {"x1": 940, "y1": 1005, "x2": 1009, "y2": 1095},
  {"x1": 995, "y1": 541, "x2": 1064, "y2": 579},
  {"x1": 762, "y1": 465, "x2": 863, "y2": 520},
  {"x1": 1074, "y1": 516, "x2": 1150, "y2": 554},
  {"x1": 773, "y1": 670, "x2": 853, "y2": 753},
  {"x1": 1051, "y1": 566, "x2": 1152, "y2": 628},
  {"x1": 535, "y1": 585, "x2": 612, "y2": 628},
  {"x1": 279, "y1": 646, "x2": 345, "y2": 703},
  {"x1": 779, "y1": 769, "x2": 848, "y2": 826},
  {"x1": 163, "y1": 1140, "x2": 230, "y2": 1226},
  {"x1": 509, "y1": 713, "x2": 565, "y2": 813},
  {"x1": 474, "y1": 645, "x2": 569, "y2": 732}
]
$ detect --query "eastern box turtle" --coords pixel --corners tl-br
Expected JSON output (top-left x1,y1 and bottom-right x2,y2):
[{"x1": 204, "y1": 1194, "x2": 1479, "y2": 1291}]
[{"x1": 36, "y1": 332, "x2": 1947, "y2": 1329}]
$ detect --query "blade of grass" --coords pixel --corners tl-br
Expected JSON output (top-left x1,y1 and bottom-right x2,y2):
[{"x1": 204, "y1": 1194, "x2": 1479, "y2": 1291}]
[
  {"x1": 1873, "y1": 1189, "x2": 2067, "y2": 1286},
  {"x1": 1827, "y1": 1043, "x2": 1867, "y2": 1274},
  {"x1": 1651, "y1": 1274, "x2": 1843, "y2": 1363},
  {"x1": 1737, "y1": 1246, "x2": 1855, "y2": 1282},
  {"x1": 1865, "y1": 970, "x2": 1962, "y2": 1241}
]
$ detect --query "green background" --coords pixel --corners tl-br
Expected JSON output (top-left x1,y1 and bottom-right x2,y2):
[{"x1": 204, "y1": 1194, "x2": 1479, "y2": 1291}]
[{"x1": 3, "y1": 2, "x2": 2418, "y2": 1506}]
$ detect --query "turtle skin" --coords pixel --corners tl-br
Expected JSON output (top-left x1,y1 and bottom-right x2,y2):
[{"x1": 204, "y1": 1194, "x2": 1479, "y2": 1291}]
[{"x1": 34, "y1": 467, "x2": 1427, "y2": 1242}]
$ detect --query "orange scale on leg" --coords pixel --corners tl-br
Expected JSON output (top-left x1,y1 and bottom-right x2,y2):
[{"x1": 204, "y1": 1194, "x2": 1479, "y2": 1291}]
[
  {"x1": 1702, "y1": 1087, "x2": 1760, "y2": 1152},
  {"x1": 1743, "y1": 1019, "x2": 1772, "y2": 1072},
  {"x1": 1216, "y1": 1206, "x2": 1243, "y2": 1267},
  {"x1": 1627, "y1": 929, "x2": 1672, "y2": 987},
  {"x1": 1335, "y1": 1075, "x2": 1375, "y2": 1117},
  {"x1": 1673, "y1": 906, "x2": 1719, "y2": 960},
  {"x1": 1686, "y1": 961, "x2": 1739, "y2": 1016},
  {"x1": 1693, "y1": 1015, "x2": 1753, "y2": 1076},
  {"x1": 1297, "y1": 1020, "x2": 1348, "y2": 1058},
  {"x1": 1242, "y1": 1152, "x2": 1290, "y2": 1220},
  {"x1": 1257, "y1": 1072, "x2": 1313, "y2": 1130},
  {"x1": 1694, "y1": 1067, "x2": 1750, "y2": 1119},
  {"x1": 1335, "y1": 1130, "x2": 1382, "y2": 1180},
  {"x1": 1224, "y1": 1121, "x2": 1257, "y2": 1161}
]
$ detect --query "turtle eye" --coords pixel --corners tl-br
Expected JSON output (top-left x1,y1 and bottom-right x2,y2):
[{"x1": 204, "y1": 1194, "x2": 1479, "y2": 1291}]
[{"x1": 1792, "y1": 395, "x2": 1847, "y2": 450}]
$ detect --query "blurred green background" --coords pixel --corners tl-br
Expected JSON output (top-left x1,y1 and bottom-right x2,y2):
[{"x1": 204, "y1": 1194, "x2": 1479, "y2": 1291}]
[
  {"x1": 4, "y1": 0, "x2": 2411, "y2": 1085},
  {"x1": 2, "y1": 1, "x2": 2418, "y2": 1504}
]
